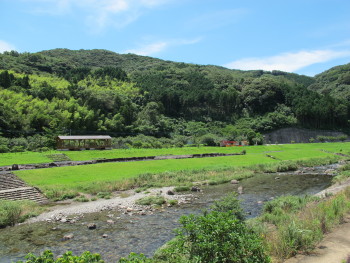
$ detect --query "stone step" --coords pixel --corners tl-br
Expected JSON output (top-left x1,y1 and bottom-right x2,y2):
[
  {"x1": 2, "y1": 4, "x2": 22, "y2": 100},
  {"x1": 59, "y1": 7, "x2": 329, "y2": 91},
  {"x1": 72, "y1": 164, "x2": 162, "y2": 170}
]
[
  {"x1": 0, "y1": 173, "x2": 49, "y2": 204},
  {"x1": 0, "y1": 187, "x2": 49, "y2": 204}
]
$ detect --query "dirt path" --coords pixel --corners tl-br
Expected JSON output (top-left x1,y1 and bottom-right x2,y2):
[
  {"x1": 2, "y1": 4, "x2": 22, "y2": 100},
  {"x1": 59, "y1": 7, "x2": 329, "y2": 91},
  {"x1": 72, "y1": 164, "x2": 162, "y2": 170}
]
[{"x1": 284, "y1": 215, "x2": 350, "y2": 263}]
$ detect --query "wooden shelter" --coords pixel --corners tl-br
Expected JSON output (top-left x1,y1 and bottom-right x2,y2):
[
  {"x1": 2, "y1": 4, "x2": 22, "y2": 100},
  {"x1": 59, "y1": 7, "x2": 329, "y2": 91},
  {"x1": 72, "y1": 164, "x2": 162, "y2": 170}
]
[
  {"x1": 56, "y1": 135, "x2": 112, "y2": 150},
  {"x1": 220, "y1": 140, "x2": 249, "y2": 147}
]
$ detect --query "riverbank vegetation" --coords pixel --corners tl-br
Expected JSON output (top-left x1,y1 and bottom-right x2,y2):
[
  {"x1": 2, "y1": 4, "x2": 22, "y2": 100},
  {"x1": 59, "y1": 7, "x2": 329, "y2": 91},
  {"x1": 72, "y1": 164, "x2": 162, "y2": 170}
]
[
  {"x1": 0, "y1": 200, "x2": 43, "y2": 228},
  {"x1": 249, "y1": 187, "x2": 350, "y2": 262}
]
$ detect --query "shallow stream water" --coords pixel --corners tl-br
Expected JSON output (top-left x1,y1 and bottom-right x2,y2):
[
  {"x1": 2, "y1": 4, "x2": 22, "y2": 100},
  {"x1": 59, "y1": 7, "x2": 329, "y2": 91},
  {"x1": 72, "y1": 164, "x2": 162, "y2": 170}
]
[{"x1": 0, "y1": 170, "x2": 333, "y2": 262}]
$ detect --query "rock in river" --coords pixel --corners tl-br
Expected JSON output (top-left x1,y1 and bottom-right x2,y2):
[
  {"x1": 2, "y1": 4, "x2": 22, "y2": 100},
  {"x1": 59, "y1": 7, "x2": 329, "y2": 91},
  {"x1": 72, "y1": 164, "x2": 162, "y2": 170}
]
[{"x1": 87, "y1": 223, "x2": 97, "y2": 230}]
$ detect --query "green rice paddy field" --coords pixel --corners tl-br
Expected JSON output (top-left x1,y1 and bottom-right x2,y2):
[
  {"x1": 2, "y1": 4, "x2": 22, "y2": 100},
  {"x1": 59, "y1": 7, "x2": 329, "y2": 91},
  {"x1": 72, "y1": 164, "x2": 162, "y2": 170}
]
[
  {"x1": 1, "y1": 143, "x2": 349, "y2": 166},
  {"x1": 9, "y1": 142, "x2": 350, "y2": 194}
]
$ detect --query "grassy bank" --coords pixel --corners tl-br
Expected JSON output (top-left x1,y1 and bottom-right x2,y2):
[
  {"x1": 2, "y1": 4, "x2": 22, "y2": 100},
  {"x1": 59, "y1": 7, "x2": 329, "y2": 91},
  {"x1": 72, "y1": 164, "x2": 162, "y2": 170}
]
[
  {"x1": 1, "y1": 142, "x2": 350, "y2": 166},
  {"x1": 249, "y1": 188, "x2": 350, "y2": 262},
  {"x1": 0, "y1": 200, "x2": 44, "y2": 228}
]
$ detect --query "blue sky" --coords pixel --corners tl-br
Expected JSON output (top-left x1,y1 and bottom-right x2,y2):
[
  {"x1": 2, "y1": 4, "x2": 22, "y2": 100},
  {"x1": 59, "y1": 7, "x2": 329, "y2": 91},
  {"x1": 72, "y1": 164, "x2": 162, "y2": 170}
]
[{"x1": 1, "y1": 0, "x2": 350, "y2": 76}]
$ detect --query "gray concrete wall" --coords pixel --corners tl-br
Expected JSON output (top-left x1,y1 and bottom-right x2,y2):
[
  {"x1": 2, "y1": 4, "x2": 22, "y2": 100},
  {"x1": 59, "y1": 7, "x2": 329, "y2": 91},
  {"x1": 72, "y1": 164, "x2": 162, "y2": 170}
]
[{"x1": 263, "y1": 127, "x2": 348, "y2": 144}]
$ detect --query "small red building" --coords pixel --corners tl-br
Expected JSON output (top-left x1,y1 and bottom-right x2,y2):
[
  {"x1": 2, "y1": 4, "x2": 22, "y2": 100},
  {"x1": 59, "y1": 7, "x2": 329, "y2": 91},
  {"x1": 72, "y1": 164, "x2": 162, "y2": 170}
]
[{"x1": 220, "y1": 140, "x2": 249, "y2": 147}]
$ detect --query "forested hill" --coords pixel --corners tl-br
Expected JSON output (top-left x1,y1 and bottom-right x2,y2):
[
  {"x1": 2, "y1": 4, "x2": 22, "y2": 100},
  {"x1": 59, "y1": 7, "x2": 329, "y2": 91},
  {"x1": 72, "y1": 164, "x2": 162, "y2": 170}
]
[
  {"x1": 309, "y1": 63, "x2": 350, "y2": 100},
  {"x1": 0, "y1": 48, "x2": 349, "y2": 146}
]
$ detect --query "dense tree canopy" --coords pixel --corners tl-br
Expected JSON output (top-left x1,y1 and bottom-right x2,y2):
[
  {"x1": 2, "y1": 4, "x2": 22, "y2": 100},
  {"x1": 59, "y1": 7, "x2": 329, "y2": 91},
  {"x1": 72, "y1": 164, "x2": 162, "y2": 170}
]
[{"x1": 0, "y1": 49, "x2": 349, "y2": 146}]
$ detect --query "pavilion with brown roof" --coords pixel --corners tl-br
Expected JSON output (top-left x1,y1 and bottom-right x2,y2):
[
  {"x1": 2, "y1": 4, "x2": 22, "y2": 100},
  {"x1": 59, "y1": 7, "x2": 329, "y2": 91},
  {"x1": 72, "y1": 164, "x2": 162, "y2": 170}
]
[{"x1": 56, "y1": 135, "x2": 112, "y2": 150}]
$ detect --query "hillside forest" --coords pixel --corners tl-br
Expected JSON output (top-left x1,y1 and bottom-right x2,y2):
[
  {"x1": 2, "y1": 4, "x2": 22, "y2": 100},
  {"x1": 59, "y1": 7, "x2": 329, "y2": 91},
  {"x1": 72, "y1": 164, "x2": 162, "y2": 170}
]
[{"x1": 0, "y1": 49, "x2": 350, "y2": 151}]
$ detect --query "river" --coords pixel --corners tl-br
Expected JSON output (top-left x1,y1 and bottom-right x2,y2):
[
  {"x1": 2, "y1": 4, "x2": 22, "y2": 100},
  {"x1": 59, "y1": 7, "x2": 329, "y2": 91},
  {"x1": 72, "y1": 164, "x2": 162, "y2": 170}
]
[{"x1": 0, "y1": 168, "x2": 334, "y2": 262}]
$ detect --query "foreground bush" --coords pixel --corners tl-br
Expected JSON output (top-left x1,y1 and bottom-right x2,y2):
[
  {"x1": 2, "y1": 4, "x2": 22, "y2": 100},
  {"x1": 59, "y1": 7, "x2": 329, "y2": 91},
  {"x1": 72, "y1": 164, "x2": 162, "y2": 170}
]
[
  {"x1": 154, "y1": 194, "x2": 270, "y2": 263},
  {"x1": 16, "y1": 250, "x2": 104, "y2": 263},
  {"x1": 177, "y1": 211, "x2": 270, "y2": 263}
]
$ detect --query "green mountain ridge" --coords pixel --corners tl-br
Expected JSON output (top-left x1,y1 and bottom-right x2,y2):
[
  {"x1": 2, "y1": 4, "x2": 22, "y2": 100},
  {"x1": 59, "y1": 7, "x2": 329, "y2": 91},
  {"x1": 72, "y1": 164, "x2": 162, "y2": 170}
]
[{"x1": 0, "y1": 48, "x2": 349, "y2": 145}]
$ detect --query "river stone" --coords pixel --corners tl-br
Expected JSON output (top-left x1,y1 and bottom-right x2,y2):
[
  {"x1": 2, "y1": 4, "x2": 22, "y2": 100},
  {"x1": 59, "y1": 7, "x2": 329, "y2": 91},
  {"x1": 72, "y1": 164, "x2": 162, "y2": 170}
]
[
  {"x1": 167, "y1": 190, "x2": 175, "y2": 195},
  {"x1": 231, "y1": 179, "x2": 239, "y2": 184},
  {"x1": 63, "y1": 234, "x2": 74, "y2": 240},
  {"x1": 126, "y1": 207, "x2": 133, "y2": 212},
  {"x1": 107, "y1": 220, "x2": 115, "y2": 224},
  {"x1": 191, "y1": 186, "x2": 201, "y2": 192},
  {"x1": 11, "y1": 164, "x2": 19, "y2": 170},
  {"x1": 102, "y1": 234, "x2": 108, "y2": 238},
  {"x1": 87, "y1": 223, "x2": 97, "y2": 229},
  {"x1": 325, "y1": 169, "x2": 336, "y2": 174}
]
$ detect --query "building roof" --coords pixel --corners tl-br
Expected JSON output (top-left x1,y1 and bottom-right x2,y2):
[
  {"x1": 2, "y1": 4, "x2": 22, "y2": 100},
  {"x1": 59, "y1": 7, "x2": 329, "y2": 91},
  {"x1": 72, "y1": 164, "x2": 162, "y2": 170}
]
[{"x1": 57, "y1": 135, "x2": 112, "y2": 140}]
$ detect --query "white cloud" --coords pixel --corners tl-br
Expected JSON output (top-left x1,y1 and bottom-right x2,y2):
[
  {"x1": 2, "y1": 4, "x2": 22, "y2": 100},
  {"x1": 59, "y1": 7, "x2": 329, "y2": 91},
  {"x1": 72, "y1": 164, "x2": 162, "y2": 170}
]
[
  {"x1": 125, "y1": 37, "x2": 202, "y2": 56},
  {"x1": 224, "y1": 49, "x2": 350, "y2": 72},
  {"x1": 125, "y1": 42, "x2": 168, "y2": 56},
  {"x1": 0, "y1": 40, "x2": 16, "y2": 53},
  {"x1": 23, "y1": 0, "x2": 173, "y2": 30}
]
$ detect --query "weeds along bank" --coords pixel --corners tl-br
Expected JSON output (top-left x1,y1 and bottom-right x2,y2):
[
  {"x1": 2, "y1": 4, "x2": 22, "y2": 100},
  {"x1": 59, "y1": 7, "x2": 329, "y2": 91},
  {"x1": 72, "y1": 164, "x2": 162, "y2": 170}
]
[{"x1": 249, "y1": 187, "x2": 350, "y2": 262}]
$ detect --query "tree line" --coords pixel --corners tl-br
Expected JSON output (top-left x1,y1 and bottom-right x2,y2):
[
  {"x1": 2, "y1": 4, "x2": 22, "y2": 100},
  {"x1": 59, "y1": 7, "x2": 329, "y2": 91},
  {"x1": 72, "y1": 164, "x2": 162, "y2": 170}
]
[{"x1": 0, "y1": 49, "x2": 349, "y2": 151}]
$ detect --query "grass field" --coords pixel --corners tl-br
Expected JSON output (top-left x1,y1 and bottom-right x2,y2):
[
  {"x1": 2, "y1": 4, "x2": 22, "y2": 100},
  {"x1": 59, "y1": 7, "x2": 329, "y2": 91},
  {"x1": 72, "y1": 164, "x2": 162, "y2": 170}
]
[
  {"x1": 15, "y1": 154, "x2": 277, "y2": 187},
  {"x1": 1, "y1": 142, "x2": 350, "y2": 166},
  {"x1": 0, "y1": 147, "x2": 247, "y2": 166},
  {"x1": 13, "y1": 142, "x2": 350, "y2": 197}
]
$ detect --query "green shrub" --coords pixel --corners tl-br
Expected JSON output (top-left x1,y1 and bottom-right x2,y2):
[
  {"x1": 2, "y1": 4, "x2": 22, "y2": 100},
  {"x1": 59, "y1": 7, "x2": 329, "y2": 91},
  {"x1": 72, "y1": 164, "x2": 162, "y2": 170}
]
[
  {"x1": 208, "y1": 180, "x2": 219, "y2": 185},
  {"x1": 199, "y1": 134, "x2": 219, "y2": 146},
  {"x1": 175, "y1": 211, "x2": 270, "y2": 263},
  {"x1": 118, "y1": 252, "x2": 152, "y2": 262},
  {"x1": 174, "y1": 186, "x2": 190, "y2": 192},
  {"x1": 74, "y1": 196, "x2": 89, "y2": 202},
  {"x1": 211, "y1": 193, "x2": 245, "y2": 221},
  {"x1": 11, "y1": 146, "x2": 25, "y2": 152},
  {"x1": 263, "y1": 195, "x2": 317, "y2": 214},
  {"x1": 276, "y1": 161, "x2": 298, "y2": 172},
  {"x1": 0, "y1": 200, "x2": 22, "y2": 227},
  {"x1": 277, "y1": 220, "x2": 316, "y2": 257},
  {"x1": 168, "y1": 199, "x2": 178, "y2": 206},
  {"x1": 0, "y1": 144, "x2": 9, "y2": 153},
  {"x1": 97, "y1": 192, "x2": 112, "y2": 199},
  {"x1": 135, "y1": 196, "x2": 166, "y2": 206},
  {"x1": 16, "y1": 250, "x2": 104, "y2": 263},
  {"x1": 45, "y1": 189, "x2": 78, "y2": 201}
]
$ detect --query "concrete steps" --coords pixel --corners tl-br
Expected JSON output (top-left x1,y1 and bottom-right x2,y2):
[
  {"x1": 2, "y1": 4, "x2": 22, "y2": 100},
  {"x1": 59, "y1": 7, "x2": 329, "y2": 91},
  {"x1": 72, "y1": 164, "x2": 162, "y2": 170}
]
[
  {"x1": 0, "y1": 173, "x2": 49, "y2": 204},
  {"x1": 0, "y1": 173, "x2": 27, "y2": 190}
]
